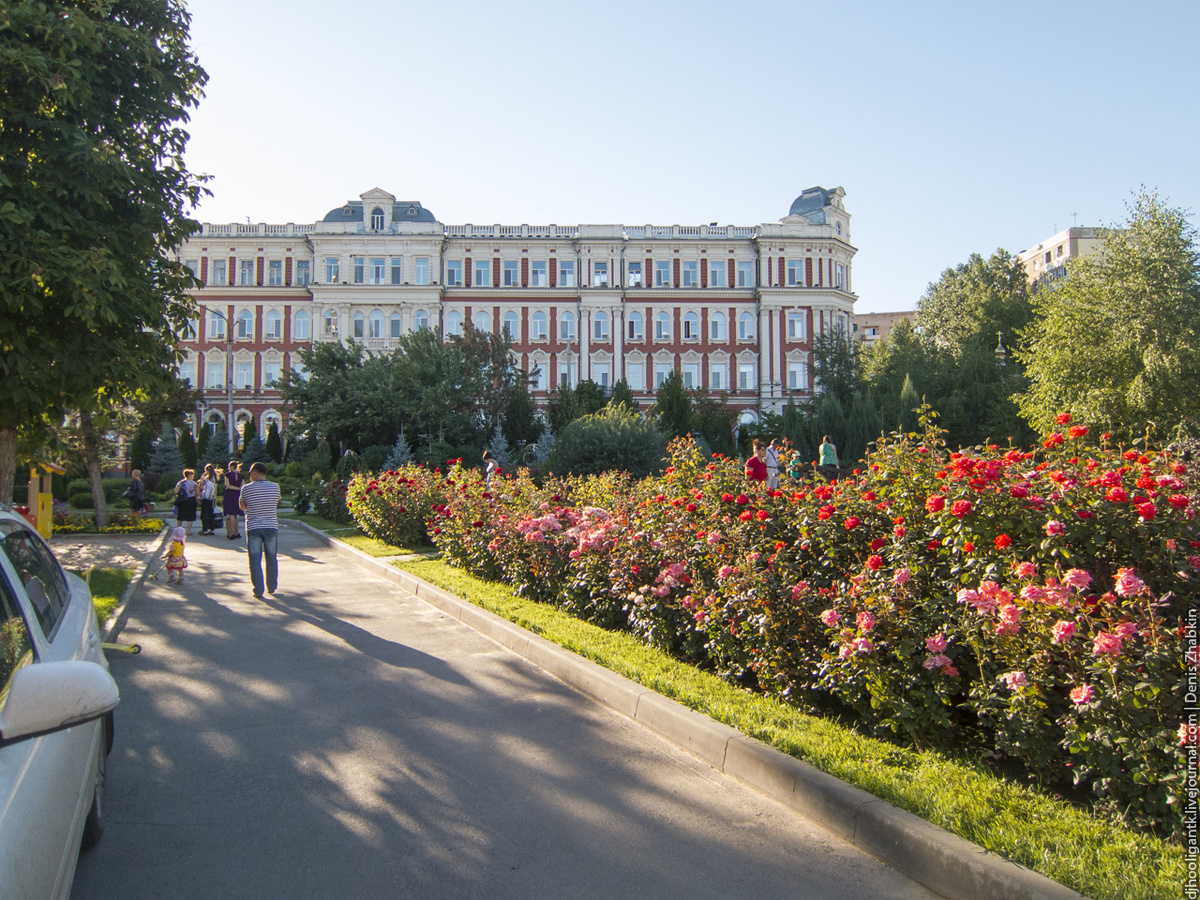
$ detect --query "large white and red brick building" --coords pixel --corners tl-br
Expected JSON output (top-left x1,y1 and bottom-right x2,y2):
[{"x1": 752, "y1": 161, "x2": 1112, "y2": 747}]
[{"x1": 175, "y1": 186, "x2": 857, "y2": 440}]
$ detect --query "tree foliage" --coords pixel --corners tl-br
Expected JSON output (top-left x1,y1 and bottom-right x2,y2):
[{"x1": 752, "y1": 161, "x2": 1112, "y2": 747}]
[
  {"x1": 546, "y1": 404, "x2": 666, "y2": 478},
  {"x1": 0, "y1": 0, "x2": 208, "y2": 502},
  {"x1": 1017, "y1": 191, "x2": 1200, "y2": 439},
  {"x1": 653, "y1": 370, "x2": 693, "y2": 440}
]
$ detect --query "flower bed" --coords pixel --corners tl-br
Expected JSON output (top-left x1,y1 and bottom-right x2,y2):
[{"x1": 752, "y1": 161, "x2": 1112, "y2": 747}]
[
  {"x1": 52, "y1": 512, "x2": 167, "y2": 534},
  {"x1": 351, "y1": 414, "x2": 1195, "y2": 839}
]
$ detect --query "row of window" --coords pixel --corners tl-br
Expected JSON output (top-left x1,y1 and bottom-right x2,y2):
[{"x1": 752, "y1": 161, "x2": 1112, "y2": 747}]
[
  {"x1": 179, "y1": 358, "x2": 294, "y2": 392},
  {"x1": 525, "y1": 360, "x2": 809, "y2": 394},
  {"x1": 199, "y1": 309, "x2": 313, "y2": 342}
]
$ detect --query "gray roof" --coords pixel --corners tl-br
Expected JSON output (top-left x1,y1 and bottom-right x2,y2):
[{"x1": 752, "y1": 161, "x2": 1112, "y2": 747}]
[
  {"x1": 788, "y1": 187, "x2": 833, "y2": 222},
  {"x1": 321, "y1": 201, "x2": 438, "y2": 224}
]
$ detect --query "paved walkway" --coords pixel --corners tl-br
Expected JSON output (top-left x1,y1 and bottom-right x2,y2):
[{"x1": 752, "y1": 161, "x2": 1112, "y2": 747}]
[{"x1": 70, "y1": 523, "x2": 940, "y2": 900}]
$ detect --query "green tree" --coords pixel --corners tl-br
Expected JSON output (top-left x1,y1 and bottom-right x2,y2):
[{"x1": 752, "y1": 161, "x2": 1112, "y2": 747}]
[
  {"x1": 265, "y1": 422, "x2": 282, "y2": 463},
  {"x1": 0, "y1": 0, "x2": 207, "y2": 505},
  {"x1": 547, "y1": 405, "x2": 666, "y2": 478},
  {"x1": 1017, "y1": 191, "x2": 1200, "y2": 439},
  {"x1": 206, "y1": 424, "x2": 231, "y2": 466},
  {"x1": 609, "y1": 380, "x2": 636, "y2": 410},
  {"x1": 130, "y1": 427, "x2": 154, "y2": 472},
  {"x1": 546, "y1": 380, "x2": 606, "y2": 435},
  {"x1": 915, "y1": 250, "x2": 1033, "y2": 357},
  {"x1": 653, "y1": 370, "x2": 693, "y2": 440},
  {"x1": 177, "y1": 426, "x2": 197, "y2": 470},
  {"x1": 146, "y1": 424, "x2": 184, "y2": 484},
  {"x1": 501, "y1": 380, "x2": 542, "y2": 450},
  {"x1": 811, "y1": 324, "x2": 862, "y2": 409}
]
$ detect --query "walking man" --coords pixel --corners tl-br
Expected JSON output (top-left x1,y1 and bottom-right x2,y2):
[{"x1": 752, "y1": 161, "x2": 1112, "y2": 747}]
[{"x1": 239, "y1": 461, "x2": 281, "y2": 599}]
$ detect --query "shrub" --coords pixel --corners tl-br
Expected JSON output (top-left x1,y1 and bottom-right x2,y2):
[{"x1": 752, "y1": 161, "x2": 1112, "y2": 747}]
[
  {"x1": 547, "y1": 404, "x2": 667, "y2": 478},
  {"x1": 68, "y1": 492, "x2": 94, "y2": 509},
  {"x1": 313, "y1": 479, "x2": 352, "y2": 524},
  {"x1": 346, "y1": 465, "x2": 442, "y2": 548}
]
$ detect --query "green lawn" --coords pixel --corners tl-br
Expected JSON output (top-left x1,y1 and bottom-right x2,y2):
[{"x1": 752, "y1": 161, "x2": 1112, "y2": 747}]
[{"x1": 84, "y1": 567, "x2": 134, "y2": 628}]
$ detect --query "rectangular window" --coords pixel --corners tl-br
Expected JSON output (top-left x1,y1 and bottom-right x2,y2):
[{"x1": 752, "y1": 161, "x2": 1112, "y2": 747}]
[
  {"x1": 210, "y1": 260, "x2": 227, "y2": 286},
  {"x1": 390, "y1": 315, "x2": 402, "y2": 338},
  {"x1": 295, "y1": 260, "x2": 310, "y2": 286},
  {"x1": 208, "y1": 315, "x2": 226, "y2": 340},
  {"x1": 183, "y1": 259, "x2": 200, "y2": 278},
  {"x1": 654, "y1": 261, "x2": 671, "y2": 287},
  {"x1": 681, "y1": 261, "x2": 698, "y2": 288},
  {"x1": 736, "y1": 261, "x2": 755, "y2": 288},
  {"x1": 369, "y1": 258, "x2": 385, "y2": 285},
  {"x1": 786, "y1": 260, "x2": 804, "y2": 286},
  {"x1": 708, "y1": 261, "x2": 725, "y2": 288},
  {"x1": 626, "y1": 261, "x2": 642, "y2": 287},
  {"x1": 709, "y1": 364, "x2": 727, "y2": 391},
  {"x1": 594, "y1": 363, "x2": 611, "y2": 388},
  {"x1": 654, "y1": 314, "x2": 671, "y2": 341},
  {"x1": 263, "y1": 361, "x2": 281, "y2": 387},
  {"x1": 205, "y1": 362, "x2": 224, "y2": 389},
  {"x1": 239, "y1": 259, "x2": 255, "y2": 285},
  {"x1": 530, "y1": 261, "x2": 548, "y2": 287},
  {"x1": 788, "y1": 362, "x2": 808, "y2": 391},
  {"x1": 593, "y1": 261, "x2": 608, "y2": 287},
  {"x1": 627, "y1": 315, "x2": 643, "y2": 341},
  {"x1": 474, "y1": 259, "x2": 491, "y2": 287},
  {"x1": 391, "y1": 258, "x2": 402, "y2": 284},
  {"x1": 655, "y1": 364, "x2": 673, "y2": 388},
  {"x1": 593, "y1": 314, "x2": 609, "y2": 340},
  {"x1": 179, "y1": 362, "x2": 196, "y2": 387},
  {"x1": 414, "y1": 257, "x2": 430, "y2": 284},
  {"x1": 738, "y1": 363, "x2": 756, "y2": 390},
  {"x1": 787, "y1": 312, "x2": 807, "y2": 340},
  {"x1": 354, "y1": 257, "x2": 365, "y2": 284},
  {"x1": 627, "y1": 363, "x2": 645, "y2": 391},
  {"x1": 324, "y1": 310, "x2": 337, "y2": 335},
  {"x1": 836, "y1": 263, "x2": 846, "y2": 288},
  {"x1": 235, "y1": 362, "x2": 253, "y2": 390},
  {"x1": 325, "y1": 257, "x2": 339, "y2": 283},
  {"x1": 558, "y1": 260, "x2": 575, "y2": 287},
  {"x1": 445, "y1": 260, "x2": 463, "y2": 286},
  {"x1": 503, "y1": 260, "x2": 520, "y2": 287},
  {"x1": 531, "y1": 365, "x2": 547, "y2": 391},
  {"x1": 683, "y1": 364, "x2": 700, "y2": 390},
  {"x1": 267, "y1": 259, "x2": 283, "y2": 285}
]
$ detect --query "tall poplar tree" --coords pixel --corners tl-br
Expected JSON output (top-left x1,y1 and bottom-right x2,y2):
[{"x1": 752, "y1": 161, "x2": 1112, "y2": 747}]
[{"x1": 0, "y1": 1, "x2": 208, "y2": 506}]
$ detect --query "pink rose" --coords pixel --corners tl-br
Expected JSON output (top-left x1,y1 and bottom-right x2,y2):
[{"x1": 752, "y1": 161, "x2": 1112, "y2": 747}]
[
  {"x1": 717, "y1": 565, "x2": 736, "y2": 580},
  {"x1": 1114, "y1": 567, "x2": 1146, "y2": 597},
  {"x1": 924, "y1": 633, "x2": 949, "y2": 653},
  {"x1": 856, "y1": 611, "x2": 876, "y2": 632},
  {"x1": 1043, "y1": 520, "x2": 1066, "y2": 536},
  {"x1": 1063, "y1": 568, "x2": 1092, "y2": 591},
  {"x1": 1014, "y1": 561, "x2": 1037, "y2": 579},
  {"x1": 852, "y1": 637, "x2": 875, "y2": 654},
  {"x1": 819, "y1": 609, "x2": 841, "y2": 627},
  {"x1": 892, "y1": 568, "x2": 911, "y2": 585},
  {"x1": 1051, "y1": 621, "x2": 1077, "y2": 643},
  {"x1": 1070, "y1": 684, "x2": 1097, "y2": 705},
  {"x1": 1092, "y1": 632, "x2": 1123, "y2": 656},
  {"x1": 1001, "y1": 671, "x2": 1028, "y2": 690},
  {"x1": 923, "y1": 654, "x2": 952, "y2": 672}
]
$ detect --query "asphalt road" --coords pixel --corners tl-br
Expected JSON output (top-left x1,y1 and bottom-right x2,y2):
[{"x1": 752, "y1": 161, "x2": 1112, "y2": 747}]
[{"x1": 71, "y1": 523, "x2": 941, "y2": 900}]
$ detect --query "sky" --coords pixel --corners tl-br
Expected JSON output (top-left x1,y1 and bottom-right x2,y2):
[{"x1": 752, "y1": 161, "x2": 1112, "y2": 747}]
[{"x1": 181, "y1": 0, "x2": 1200, "y2": 313}]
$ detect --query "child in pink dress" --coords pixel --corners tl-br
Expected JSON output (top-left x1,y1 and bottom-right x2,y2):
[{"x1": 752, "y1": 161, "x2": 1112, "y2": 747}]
[{"x1": 163, "y1": 527, "x2": 188, "y2": 584}]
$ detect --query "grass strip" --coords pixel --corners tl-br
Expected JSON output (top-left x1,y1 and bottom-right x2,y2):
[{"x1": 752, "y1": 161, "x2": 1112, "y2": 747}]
[
  {"x1": 85, "y1": 567, "x2": 134, "y2": 629},
  {"x1": 396, "y1": 556, "x2": 1183, "y2": 900}
]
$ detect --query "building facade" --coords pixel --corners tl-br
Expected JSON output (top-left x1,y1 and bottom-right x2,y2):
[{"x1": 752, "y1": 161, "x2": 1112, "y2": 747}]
[
  {"x1": 851, "y1": 309, "x2": 914, "y2": 345},
  {"x1": 1017, "y1": 226, "x2": 1103, "y2": 287},
  {"x1": 175, "y1": 186, "x2": 858, "y2": 440}
]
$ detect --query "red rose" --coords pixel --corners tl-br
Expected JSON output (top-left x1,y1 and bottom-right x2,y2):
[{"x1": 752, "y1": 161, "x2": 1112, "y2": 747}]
[{"x1": 994, "y1": 534, "x2": 1012, "y2": 549}]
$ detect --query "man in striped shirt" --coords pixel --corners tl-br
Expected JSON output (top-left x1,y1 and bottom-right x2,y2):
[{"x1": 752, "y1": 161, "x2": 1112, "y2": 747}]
[{"x1": 239, "y1": 461, "x2": 281, "y2": 599}]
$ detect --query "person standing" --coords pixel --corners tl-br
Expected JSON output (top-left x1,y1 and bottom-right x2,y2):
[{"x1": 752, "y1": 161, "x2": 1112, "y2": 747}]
[
  {"x1": 197, "y1": 464, "x2": 218, "y2": 535},
  {"x1": 745, "y1": 439, "x2": 769, "y2": 484},
  {"x1": 765, "y1": 439, "x2": 780, "y2": 489},
  {"x1": 818, "y1": 435, "x2": 839, "y2": 479},
  {"x1": 240, "y1": 462, "x2": 281, "y2": 599},
  {"x1": 173, "y1": 468, "x2": 198, "y2": 535},
  {"x1": 128, "y1": 469, "x2": 145, "y2": 515},
  {"x1": 221, "y1": 460, "x2": 243, "y2": 540},
  {"x1": 482, "y1": 449, "x2": 499, "y2": 485}
]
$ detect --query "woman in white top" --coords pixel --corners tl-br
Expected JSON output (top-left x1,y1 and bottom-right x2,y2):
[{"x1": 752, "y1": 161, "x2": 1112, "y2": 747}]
[{"x1": 197, "y1": 463, "x2": 218, "y2": 535}]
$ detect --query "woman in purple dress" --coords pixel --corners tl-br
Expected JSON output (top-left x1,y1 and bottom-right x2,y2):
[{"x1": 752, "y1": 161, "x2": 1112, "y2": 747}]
[{"x1": 221, "y1": 460, "x2": 244, "y2": 539}]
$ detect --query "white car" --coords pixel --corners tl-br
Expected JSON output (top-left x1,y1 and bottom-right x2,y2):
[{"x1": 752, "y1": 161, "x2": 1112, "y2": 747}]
[{"x1": 0, "y1": 508, "x2": 119, "y2": 900}]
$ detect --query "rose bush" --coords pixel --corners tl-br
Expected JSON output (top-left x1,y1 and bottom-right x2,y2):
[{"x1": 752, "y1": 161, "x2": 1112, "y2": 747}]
[{"x1": 346, "y1": 416, "x2": 1194, "y2": 839}]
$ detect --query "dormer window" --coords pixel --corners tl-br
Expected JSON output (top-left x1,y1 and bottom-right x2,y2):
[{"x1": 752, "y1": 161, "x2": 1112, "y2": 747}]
[{"x1": 371, "y1": 207, "x2": 384, "y2": 231}]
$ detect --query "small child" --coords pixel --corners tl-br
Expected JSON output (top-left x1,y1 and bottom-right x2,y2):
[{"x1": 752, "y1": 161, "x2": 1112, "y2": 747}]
[{"x1": 163, "y1": 526, "x2": 188, "y2": 584}]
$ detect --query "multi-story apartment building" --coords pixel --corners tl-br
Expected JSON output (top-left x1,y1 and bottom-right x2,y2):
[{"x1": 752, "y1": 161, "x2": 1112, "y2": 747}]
[
  {"x1": 1018, "y1": 226, "x2": 1103, "y2": 287},
  {"x1": 176, "y1": 186, "x2": 857, "y2": 440},
  {"x1": 852, "y1": 310, "x2": 914, "y2": 345}
]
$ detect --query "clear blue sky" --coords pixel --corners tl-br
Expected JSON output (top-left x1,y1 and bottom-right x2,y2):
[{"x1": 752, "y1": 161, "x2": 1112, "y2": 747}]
[{"x1": 182, "y1": 0, "x2": 1200, "y2": 312}]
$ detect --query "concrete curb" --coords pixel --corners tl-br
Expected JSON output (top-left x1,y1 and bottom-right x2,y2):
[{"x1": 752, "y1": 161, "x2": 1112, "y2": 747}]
[
  {"x1": 101, "y1": 526, "x2": 171, "y2": 644},
  {"x1": 289, "y1": 520, "x2": 1088, "y2": 900}
]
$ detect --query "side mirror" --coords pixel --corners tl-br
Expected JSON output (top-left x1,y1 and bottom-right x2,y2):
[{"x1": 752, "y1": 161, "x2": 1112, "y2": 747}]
[{"x1": 0, "y1": 661, "x2": 119, "y2": 747}]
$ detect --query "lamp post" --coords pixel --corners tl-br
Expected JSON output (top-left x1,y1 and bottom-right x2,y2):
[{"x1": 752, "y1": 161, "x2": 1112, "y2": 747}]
[{"x1": 202, "y1": 306, "x2": 236, "y2": 455}]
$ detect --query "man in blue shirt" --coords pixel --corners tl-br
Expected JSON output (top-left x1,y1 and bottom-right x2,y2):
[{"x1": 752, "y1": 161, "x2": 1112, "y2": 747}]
[{"x1": 239, "y1": 462, "x2": 281, "y2": 599}]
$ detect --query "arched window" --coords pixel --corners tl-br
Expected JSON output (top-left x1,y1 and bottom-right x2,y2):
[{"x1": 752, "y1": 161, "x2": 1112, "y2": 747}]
[
  {"x1": 710, "y1": 311, "x2": 727, "y2": 341},
  {"x1": 738, "y1": 312, "x2": 756, "y2": 341},
  {"x1": 371, "y1": 206, "x2": 384, "y2": 231},
  {"x1": 503, "y1": 311, "x2": 519, "y2": 339},
  {"x1": 531, "y1": 311, "x2": 548, "y2": 340},
  {"x1": 236, "y1": 310, "x2": 254, "y2": 340},
  {"x1": 592, "y1": 311, "x2": 609, "y2": 341},
  {"x1": 413, "y1": 309, "x2": 429, "y2": 331},
  {"x1": 654, "y1": 311, "x2": 671, "y2": 341},
  {"x1": 445, "y1": 310, "x2": 463, "y2": 337},
  {"x1": 265, "y1": 310, "x2": 282, "y2": 340},
  {"x1": 627, "y1": 311, "x2": 643, "y2": 341},
  {"x1": 353, "y1": 312, "x2": 366, "y2": 338},
  {"x1": 682, "y1": 311, "x2": 700, "y2": 341},
  {"x1": 294, "y1": 309, "x2": 311, "y2": 340},
  {"x1": 473, "y1": 310, "x2": 491, "y2": 333},
  {"x1": 369, "y1": 310, "x2": 384, "y2": 338},
  {"x1": 559, "y1": 311, "x2": 576, "y2": 341},
  {"x1": 389, "y1": 313, "x2": 402, "y2": 338}
]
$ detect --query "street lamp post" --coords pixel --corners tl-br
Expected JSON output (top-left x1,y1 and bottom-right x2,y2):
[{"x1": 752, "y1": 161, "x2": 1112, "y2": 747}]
[{"x1": 203, "y1": 306, "x2": 236, "y2": 456}]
